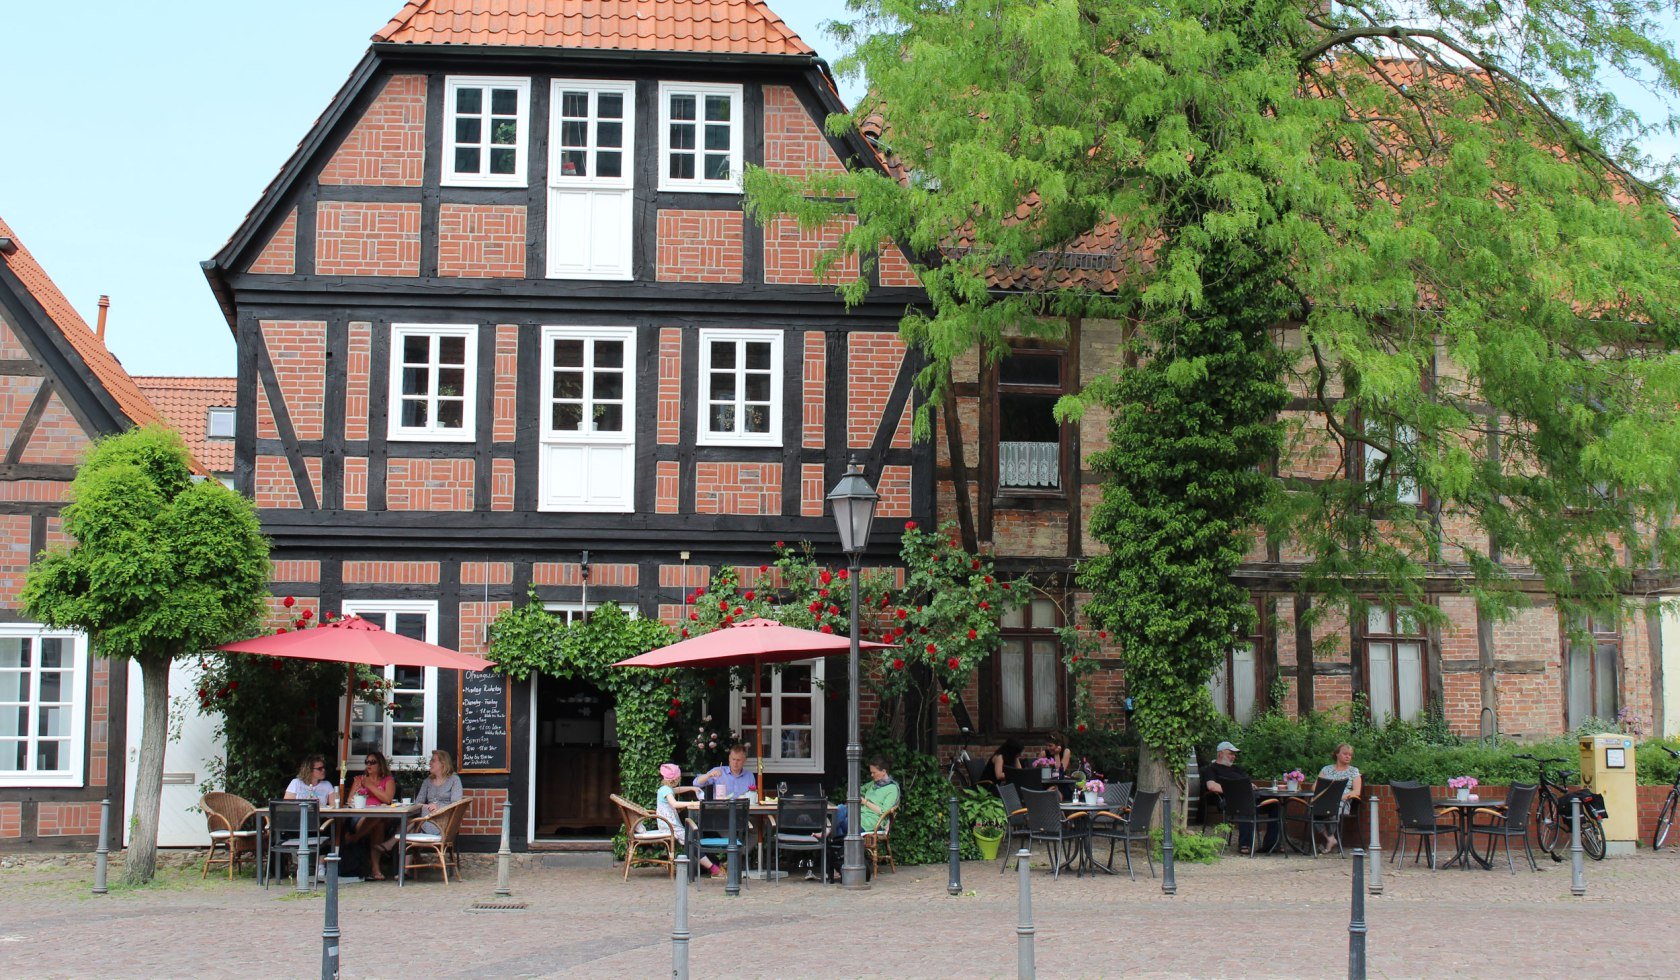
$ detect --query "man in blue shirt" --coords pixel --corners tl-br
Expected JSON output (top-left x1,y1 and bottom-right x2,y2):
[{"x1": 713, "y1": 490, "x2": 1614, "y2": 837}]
[{"x1": 695, "y1": 744, "x2": 757, "y2": 798}]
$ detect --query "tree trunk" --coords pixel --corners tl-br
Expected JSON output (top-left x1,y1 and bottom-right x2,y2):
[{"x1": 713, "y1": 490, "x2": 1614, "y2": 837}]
[
  {"x1": 125, "y1": 653, "x2": 171, "y2": 885},
  {"x1": 1137, "y1": 742, "x2": 1189, "y2": 832}
]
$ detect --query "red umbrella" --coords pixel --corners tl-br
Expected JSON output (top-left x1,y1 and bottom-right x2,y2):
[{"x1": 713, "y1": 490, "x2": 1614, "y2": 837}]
[
  {"x1": 220, "y1": 615, "x2": 494, "y2": 786},
  {"x1": 614, "y1": 618, "x2": 894, "y2": 787}
]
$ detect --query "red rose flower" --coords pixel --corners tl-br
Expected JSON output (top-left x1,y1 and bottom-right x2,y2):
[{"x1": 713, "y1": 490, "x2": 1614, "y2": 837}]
[
  {"x1": 809, "y1": 601, "x2": 823, "y2": 613},
  {"x1": 1001, "y1": 583, "x2": 1011, "y2": 590},
  {"x1": 229, "y1": 681, "x2": 238, "y2": 691},
  {"x1": 971, "y1": 559, "x2": 981, "y2": 570},
  {"x1": 720, "y1": 600, "x2": 730, "y2": 611},
  {"x1": 984, "y1": 575, "x2": 993, "y2": 584},
  {"x1": 197, "y1": 687, "x2": 207, "y2": 698},
  {"x1": 671, "y1": 698, "x2": 681, "y2": 707},
  {"x1": 938, "y1": 692, "x2": 950, "y2": 704},
  {"x1": 759, "y1": 565, "x2": 769, "y2": 573},
  {"x1": 827, "y1": 605, "x2": 839, "y2": 615},
  {"x1": 926, "y1": 642, "x2": 937, "y2": 654},
  {"x1": 359, "y1": 681, "x2": 368, "y2": 690},
  {"x1": 681, "y1": 628, "x2": 690, "y2": 638},
  {"x1": 300, "y1": 609, "x2": 313, "y2": 620},
  {"x1": 689, "y1": 612, "x2": 699, "y2": 621},
  {"x1": 1077, "y1": 724, "x2": 1087, "y2": 733},
  {"x1": 282, "y1": 595, "x2": 296, "y2": 608},
  {"x1": 775, "y1": 540, "x2": 784, "y2": 548},
  {"x1": 838, "y1": 569, "x2": 849, "y2": 580},
  {"x1": 733, "y1": 606, "x2": 743, "y2": 616},
  {"x1": 818, "y1": 588, "x2": 830, "y2": 598},
  {"x1": 905, "y1": 521, "x2": 918, "y2": 530},
  {"x1": 744, "y1": 590, "x2": 755, "y2": 601},
  {"x1": 892, "y1": 658, "x2": 905, "y2": 670},
  {"x1": 1071, "y1": 655, "x2": 1080, "y2": 663},
  {"x1": 918, "y1": 626, "x2": 928, "y2": 634},
  {"x1": 1099, "y1": 631, "x2": 1108, "y2": 639},
  {"x1": 946, "y1": 656, "x2": 960, "y2": 670},
  {"x1": 276, "y1": 627, "x2": 288, "y2": 634},
  {"x1": 896, "y1": 608, "x2": 908, "y2": 620},
  {"x1": 722, "y1": 616, "x2": 734, "y2": 626},
  {"x1": 979, "y1": 601, "x2": 990, "y2": 611},
  {"x1": 668, "y1": 708, "x2": 679, "y2": 717},
  {"x1": 819, "y1": 624, "x2": 834, "y2": 634},
  {"x1": 967, "y1": 629, "x2": 978, "y2": 640}
]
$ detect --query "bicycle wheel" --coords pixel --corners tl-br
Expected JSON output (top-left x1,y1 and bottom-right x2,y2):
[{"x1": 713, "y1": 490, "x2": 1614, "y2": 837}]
[
  {"x1": 1654, "y1": 791, "x2": 1678, "y2": 851},
  {"x1": 1535, "y1": 790, "x2": 1562, "y2": 854},
  {"x1": 1582, "y1": 812, "x2": 1606, "y2": 861}
]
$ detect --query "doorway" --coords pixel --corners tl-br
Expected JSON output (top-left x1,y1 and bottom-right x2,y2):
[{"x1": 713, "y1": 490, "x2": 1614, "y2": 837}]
[{"x1": 534, "y1": 675, "x2": 619, "y2": 837}]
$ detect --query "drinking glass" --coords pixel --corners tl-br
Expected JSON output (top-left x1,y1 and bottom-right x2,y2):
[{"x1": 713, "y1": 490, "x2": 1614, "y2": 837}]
[{"x1": 777, "y1": 781, "x2": 789, "y2": 799}]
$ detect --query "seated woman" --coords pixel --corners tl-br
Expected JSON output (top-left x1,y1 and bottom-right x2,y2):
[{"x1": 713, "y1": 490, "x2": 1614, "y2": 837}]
[
  {"x1": 1316, "y1": 742, "x2": 1364, "y2": 850},
  {"x1": 1044, "y1": 732, "x2": 1074, "y2": 775},
  {"x1": 413, "y1": 748, "x2": 463, "y2": 835},
  {"x1": 656, "y1": 763, "x2": 721, "y2": 879},
  {"x1": 284, "y1": 754, "x2": 336, "y2": 806},
  {"x1": 345, "y1": 751, "x2": 397, "y2": 878},
  {"x1": 986, "y1": 739, "x2": 1025, "y2": 785}
]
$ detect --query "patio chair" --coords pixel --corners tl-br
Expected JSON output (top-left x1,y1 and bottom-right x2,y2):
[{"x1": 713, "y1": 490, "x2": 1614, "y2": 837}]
[
  {"x1": 772, "y1": 796, "x2": 828, "y2": 883},
  {"x1": 1004, "y1": 767, "x2": 1045, "y2": 792},
  {"x1": 1467, "y1": 783, "x2": 1540, "y2": 874},
  {"x1": 1285, "y1": 778, "x2": 1346, "y2": 857},
  {"x1": 998, "y1": 783, "x2": 1033, "y2": 874},
  {"x1": 1390, "y1": 782, "x2": 1460, "y2": 869},
  {"x1": 199, "y1": 792, "x2": 258, "y2": 880},
  {"x1": 611, "y1": 793, "x2": 680, "y2": 881},
  {"x1": 689, "y1": 799, "x2": 751, "y2": 883},
  {"x1": 1223, "y1": 779, "x2": 1284, "y2": 856},
  {"x1": 404, "y1": 799, "x2": 469, "y2": 884},
  {"x1": 782, "y1": 781, "x2": 825, "y2": 799},
  {"x1": 1021, "y1": 788, "x2": 1089, "y2": 880},
  {"x1": 263, "y1": 799, "x2": 326, "y2": 889},
  {"x1": 1091, "y1": 789, "x2": 1159, "y2": 880},
  {"x1": 964, "y1": 757, "x2": 995, "y2": 791},
  {"x1": 862, "y1": 804, "x2": 897, "y2": 876}
]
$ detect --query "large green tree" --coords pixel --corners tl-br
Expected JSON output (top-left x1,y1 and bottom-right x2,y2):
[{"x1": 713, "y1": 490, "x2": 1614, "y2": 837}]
[
  {"x1": 746, "y1": 1, "x2": 1680, "y2": 801},
  {"x1": 22, "y1": 426, "x2": 269, "y2": 883}
]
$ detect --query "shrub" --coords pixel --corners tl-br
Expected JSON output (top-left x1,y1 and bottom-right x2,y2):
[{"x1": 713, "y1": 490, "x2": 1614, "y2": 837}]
[
  {"x1": 1149, "y1": 824, "x2": 1229, "y2": 863},
  {"x1": 860, "y1": 738, "x2": 961, "y2": 865}
]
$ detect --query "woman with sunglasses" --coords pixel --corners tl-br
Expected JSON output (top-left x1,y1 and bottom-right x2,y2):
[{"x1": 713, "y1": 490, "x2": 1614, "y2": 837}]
[
  {"x1": 345, "y1": 751, "x2": 397, "y2": 878},
  {"x1": 284, "y1": 754, "x2": 337, "y2": 806}
]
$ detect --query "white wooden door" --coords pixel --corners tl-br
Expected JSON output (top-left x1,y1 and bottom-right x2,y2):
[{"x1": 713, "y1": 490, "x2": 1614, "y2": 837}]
[{"x1": 124, "y1": 660, "x2": 224, "y2": 847}]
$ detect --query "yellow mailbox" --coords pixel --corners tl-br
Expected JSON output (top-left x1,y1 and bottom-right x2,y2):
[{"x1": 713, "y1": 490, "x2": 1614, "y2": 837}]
[{"x1": 1578, "y1": 733, "x2": 1637, "y2": 854}]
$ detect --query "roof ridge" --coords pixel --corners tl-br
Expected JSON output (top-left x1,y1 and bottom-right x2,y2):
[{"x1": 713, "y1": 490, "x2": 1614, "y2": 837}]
[{"x1": 370, "y1": 0, "x2": 816, "y2": 57}]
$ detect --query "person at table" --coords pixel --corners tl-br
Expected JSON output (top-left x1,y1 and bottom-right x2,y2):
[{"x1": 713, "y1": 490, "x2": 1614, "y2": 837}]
[
  {"x1": 284, "y1": 754, "x2": 336, "y2": 806},
  {"x1": 657, "y1": 763, "x2": 722, "y2": 879},
  {"x1": 344, "y1": 751, "x2": 397, "y2": 878},
  {"x1": 985, "y1": 738, "x2": 1025, "y2": 785},
  {"x1": 413, "y1": 748, "x2": 463, "y2": 835},
  {"x1": 1315, "y1": 743, "x2": 1363, "y2": 851},
  {"x1": 694, "y1": 744, "x2": 757, "y2": 799},
  {"x1": 827, "y1": 755, "x2": 900, "y2": 881},
  {"x1": 1044, "y1": 732, "x2": 1074, "y2": 774},
  {"x1": 1201, "y1": 740, "x2": 1278, "y2": 854}
]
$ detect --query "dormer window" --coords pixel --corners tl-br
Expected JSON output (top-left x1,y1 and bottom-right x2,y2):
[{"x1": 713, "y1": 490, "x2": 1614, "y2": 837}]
[
  {"x1": 443, "y1": 77, "x2": 530, "y2": 187},
  {"x1": 206, "y1": 407, "x2": 235, "y2": 440},
  {"x1": 658, "y1": 82, "x2": 742, "y2": 192}
]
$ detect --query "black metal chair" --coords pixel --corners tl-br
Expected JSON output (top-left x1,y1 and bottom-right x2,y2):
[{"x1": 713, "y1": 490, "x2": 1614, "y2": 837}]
[
  {"x1": 1223, "y1": 779, "x2": 1284, "y2": 856},
  {"x1": 1004, "y1": 767, "x2": 1045, "y2": 792},
  {"x1": 998, "y1": 782, "x2": 1033, "y2": 874},
  {"x1": 781, "y1": 781, "x2": 825, "y2": 799},
  {"x1": 771, "y1": 796, "x2": 829, "y2": 883},
  {"x1": 688, "y1": 799, "x2": 751, "y2": 882},
  {"x1": 1468, "y1": 783, "x2": 1540, "y2": 873},
  {"x1": 1021, "y1": 788, "x2": 1089, "y2": 879},
  {"x1": 965, "y1": 757, "x2": 995, "y2": 790},
  {"x1": 1089, "y1": 780, "x2": 1134, "y2": 834},
  {"x1": 1390, "y1": 782, "x2": 1460, "y2": 869},
  {"x1": 263, "y1": 799, "x2": 326, "y2": 889},
  {"x1": 1091, "y1": 788, "x2": 1159, "y2": 879},
  {"x1": 1286, "y1": 778, "x2": 1346, "y2": 857}
]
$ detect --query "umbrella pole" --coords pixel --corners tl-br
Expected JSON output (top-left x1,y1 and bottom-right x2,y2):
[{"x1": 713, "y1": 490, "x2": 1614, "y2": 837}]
[
  {"x1": 755, "y1": 657, "x2": 764, "y2": 793},
  {"x1": 340, "y1": 665, "x2": 355, "y2": 796}
]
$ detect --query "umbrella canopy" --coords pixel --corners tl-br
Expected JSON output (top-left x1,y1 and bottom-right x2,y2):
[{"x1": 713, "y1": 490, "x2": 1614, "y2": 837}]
[
  {"x1": 612, "y1": 617, "x2": 893, "y2": 670},
  {"x1": 219, "y1": 615, "x2": 492, "y2": 671}
]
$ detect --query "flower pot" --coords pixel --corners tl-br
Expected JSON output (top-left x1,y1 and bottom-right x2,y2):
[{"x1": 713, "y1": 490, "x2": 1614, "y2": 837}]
[
  {"x1": 1084, "y1": 791, "x2": 1099, "y2": 805},
  {"x1": 974, "y1": 829, "x2": 1004, "y2": 861},
  {"x1": 1286, "y1": 780, "x2": 1300, "y2": 792},
  {"x1": 1040, "y1": 767, "x2": 1054, "y2": 780},
  {"x1": 1456, "y1": 787, "x2": 1470, "y2": 802}
]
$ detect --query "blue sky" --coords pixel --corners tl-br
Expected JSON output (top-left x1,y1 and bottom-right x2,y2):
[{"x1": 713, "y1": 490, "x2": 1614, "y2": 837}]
[{"x1": 0, "y1": 1, "x2": 1673, "y2": 379}]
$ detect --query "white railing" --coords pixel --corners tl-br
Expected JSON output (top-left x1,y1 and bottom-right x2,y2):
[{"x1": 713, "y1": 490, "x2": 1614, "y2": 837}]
[{"x1": 999, "y1": 441, "x2": 1059, "y2": 489}]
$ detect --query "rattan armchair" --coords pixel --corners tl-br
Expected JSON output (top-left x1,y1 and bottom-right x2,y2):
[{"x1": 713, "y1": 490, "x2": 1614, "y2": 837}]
[
  {"x1": 611, "y1": 793, "x2": 681, "y2": 881},
  {"x1": 199, "y1": 792, "x2": 258, "y2": 880},
  {"x1": 862, "y1": 804, "x2": 898, "y2": 876},
  {"x1": 403, "y1": 799, "x2": 469, "y2": 884}
]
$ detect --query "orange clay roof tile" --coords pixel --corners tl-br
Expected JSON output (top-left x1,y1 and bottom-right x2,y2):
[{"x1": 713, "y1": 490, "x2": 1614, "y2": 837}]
[
  {"x1": 373, "y1": 0, "x2": 815, "y2": 57},
  {"x1": 133, "y1": 377, "x2": 237, "y2": 475}
]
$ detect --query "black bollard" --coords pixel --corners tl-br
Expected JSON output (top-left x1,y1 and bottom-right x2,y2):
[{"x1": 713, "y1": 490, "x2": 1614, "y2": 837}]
[
  {"x1": 725, "y1": 799, "x2": 742, "y2": 897},
  {"x1": 1348, "y1": 848, "x2": 1367, "y2": 980},
  {"x1": 320, "y1": 852, "x2": 341, "y2": 980},
  {"x1": 1161, "y1": 794, "x2": 1177, "y2": 895},
  {"x1": 948, "y1": 795, "x2": 963, "y2": 895}
]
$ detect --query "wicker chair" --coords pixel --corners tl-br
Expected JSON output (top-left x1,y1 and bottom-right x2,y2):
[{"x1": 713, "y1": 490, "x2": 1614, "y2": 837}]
[
  {"x1": 862, "y1": 804, "x2": 898, "y2": 876},
  {"x1": 403, "y1": 799, "x2": 469, "y2": 884},
  {"x1": 611, "y1": 793, "x2": 681, "y2": 881},
  {"x1": 199, "y1": 792, "x2": 258, "y2": 880}
]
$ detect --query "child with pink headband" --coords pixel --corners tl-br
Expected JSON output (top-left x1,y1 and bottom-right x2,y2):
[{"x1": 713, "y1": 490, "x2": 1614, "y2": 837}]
[{"x1": 658, "y1": 763, "x2": 721, "y2": 877}]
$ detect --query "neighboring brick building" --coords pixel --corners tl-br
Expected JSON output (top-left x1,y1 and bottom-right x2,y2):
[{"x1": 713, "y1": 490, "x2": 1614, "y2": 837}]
[
  {"x1": 134, "y1": 377, "x2": 237, "y2": 486},
  {"x1": 0, "y1": 216, "x2": 168, "y2": 849}
]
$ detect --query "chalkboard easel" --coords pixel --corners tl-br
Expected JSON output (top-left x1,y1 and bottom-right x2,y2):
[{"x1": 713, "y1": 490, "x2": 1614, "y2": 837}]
[{"x1": 457, "y1": 670, "x2": 511, "y2": 774}]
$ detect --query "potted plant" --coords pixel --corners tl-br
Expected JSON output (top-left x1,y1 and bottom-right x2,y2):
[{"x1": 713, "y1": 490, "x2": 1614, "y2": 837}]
[
  {"x1": 1083, "y1": 777, "x2": 1106, "y2": 806},
  {"x1": 1448, "y1": 776, "x2": 1479, "y2": 802},
  {"x1": 962, "y1": 788, "x2": 1008, "y2": 860},
  {"x1": 1031, "y1": 755, "x2": 1057, "y2": 779},
  {"x1": 1284, "y1": 769, "x2": 1305, "y2": 792}
]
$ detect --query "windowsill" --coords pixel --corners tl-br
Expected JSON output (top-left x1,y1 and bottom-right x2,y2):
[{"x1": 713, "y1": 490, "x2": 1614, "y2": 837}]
[
  {"x1": 0, "y1": 774, "x2": 83, "y2": 789},
  {"x1": 441, "y1": 175, "x2": 527, "y2": 189},
  {"x1": 992, "y1": 491, "x2": 1068, "y2": 507},
  {"x1": 545, "y1": 269, "x2": 634, "y2": 281},
  {"x1": 386, "y1": 430, "x2": 478, "y2": 443},
  {"x1": 656, "y1": 180, "x2": 742, "y2": 195},
  {"x1": 697, "y1": 435, "x2": 782, "y2": 448}
]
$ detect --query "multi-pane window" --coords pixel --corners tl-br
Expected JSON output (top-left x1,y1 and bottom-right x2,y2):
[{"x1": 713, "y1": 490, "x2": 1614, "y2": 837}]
[
  {"x1": 343, "y1": 602, "x2": 437, "y2": 767},
  {"x1": 1364, "y1": 606, "x2": 1426, "y2": 726},
  {"x1": 444, "y1": 76, "x2": 529, "y2": 186},
  {"x1": 388, "y1": 324, "x2": 477, "y2": 441},
  {"x1": 996, "y1": 598, "x2": 1064, "y2": 732},
  {"x1": 206, "y1": 407, "x2": 235, "y2": 439},
  {"x1": 553, "y1": 82, "x2": 630, "y2": 180},
  {"x1": 539, "y1": 326, "x2": 636, "y2": 511},
  {"x1": 658, "y1": 82, "x2": 743, "y2": 191},
  {"x1": 1211, "y1": 597, "x2": 1264, "y2": 725},
  {"x1": 1361, "y1": 420, "x2": 1420, "y2": 505},
  {"x1": 547, "y1": 80, "x2": 635, "y2": 280},
  {"x1": 699, "y1": 330, "x2": 781, "y2": 446},
  {"x1": 1565, "y1": 613, "x2": 1620, "y2": 729},
  {"x1": 732, "y1": 659, "x2": 824, "y2": 773},
  {"x1": 994, "y1": 349, "x2": 1066, "y2": 493},
  {"x1": 0, "y1": 626, "x2": 88, "y2": 787}
]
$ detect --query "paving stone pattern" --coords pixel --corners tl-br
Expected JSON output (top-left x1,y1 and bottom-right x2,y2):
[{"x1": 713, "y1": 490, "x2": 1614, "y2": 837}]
[{"x1": 1, "y1": 849, "x2": 1678, "y2": 977}]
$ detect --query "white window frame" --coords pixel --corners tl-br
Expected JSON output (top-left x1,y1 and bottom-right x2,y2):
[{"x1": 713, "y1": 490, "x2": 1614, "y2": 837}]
[
  {"x1": 443, "y1": 76, "x2": 531, "y2": 188},
  {"x1": 697, "y1": 329, "x2": 783, "y2": 447},
  {"x1": 538, "y1": 325, "x2": 637, "y2": 512},
  {"x1": 546, "y1": 79, "x2": 636, "y2": 280},
  {"x1": 387, "y1": 323, "x2": 478, "y2": 442},
  {"x1": 340, "y1": 600, "x2": 438, "y2": 769},
  {"x1": 1363, "y1": 421, "x2": 1420, "y2": 505},
  {"x1": 658, "y1": 82, "x2": 744, "y2": 193},
  {"x1": 0, "y1": 625, "x2": 89, "y2": 788},
  {"x1": 730, "y1": 659, "x2": 825, "y2": 774},
  {"x1": 206, "y1": 407, "x2": 236, "y2": 439}
]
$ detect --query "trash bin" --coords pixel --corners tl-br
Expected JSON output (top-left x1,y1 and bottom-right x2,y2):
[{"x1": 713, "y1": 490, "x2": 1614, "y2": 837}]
[{"x1": 1578, "y1": 733, "x2": 1638, "y2": 856}]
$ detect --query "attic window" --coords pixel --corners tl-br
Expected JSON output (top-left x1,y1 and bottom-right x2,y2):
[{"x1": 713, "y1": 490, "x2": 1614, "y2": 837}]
[
  {"x1": 443, "y1": 76, "x2": 530, "y2": 187},
  {"x1": 206, "y1": 407, "x2": 235, "y2": 440}
]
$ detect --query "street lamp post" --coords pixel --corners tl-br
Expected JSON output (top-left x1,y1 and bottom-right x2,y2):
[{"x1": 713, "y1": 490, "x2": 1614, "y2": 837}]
[{"x1": 828, "y1": 455, "x2": 879, "y2": 891}]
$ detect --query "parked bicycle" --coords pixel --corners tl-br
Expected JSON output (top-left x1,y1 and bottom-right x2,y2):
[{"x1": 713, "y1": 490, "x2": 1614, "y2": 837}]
[
  {"x1": 1512, "y1": 754, "x2": 1606, "y2": 861},
  {"x1": 1651, "y1": 746, "x2": 1680, "y2": 850}
]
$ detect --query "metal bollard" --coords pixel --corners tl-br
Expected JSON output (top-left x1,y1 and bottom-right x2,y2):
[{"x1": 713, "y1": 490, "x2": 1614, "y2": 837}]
[
  {"x1": 1015, "y1": 847, "x2": 1035, "y2": 979},
  {"x1": 725, "y1": 800, "x2": 742, "y2": 897},
  {"x1": 92, "y1": 798, "x2": 110, "y2": 895},
  {"x1": 1348, "y1": 848, "x2": 1367, "y2": 980},
  {"x1": 320, "y1": 853, "x2": 341, "y2": 980},
  {"x1": 296, "y1": 801, "x2": 313, "y2": 893},
  {"x1": 1570, "y1": 797, "x2": 1585, "y2": 897},
  {"x1": 1160, "y1": 794, "x2": 1177, "y2": 895},
  {"x1": 672, "y1": 854, "x2": 691, "y2": 979},
  {"x1": 495, "y1": 801, "x2": 513, "y2": 897},
  {"x1": 1367, "y1": 795, "x2": 1382, "y2": 895},
  {"x1": 947, "y1": 795, "x2": 963, "y2": 896}
]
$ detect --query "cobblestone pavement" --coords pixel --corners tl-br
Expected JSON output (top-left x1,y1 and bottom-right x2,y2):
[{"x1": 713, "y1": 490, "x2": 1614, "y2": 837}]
[{"x1": 2, "y1": 846, "x2": 1678, "y2": 978}]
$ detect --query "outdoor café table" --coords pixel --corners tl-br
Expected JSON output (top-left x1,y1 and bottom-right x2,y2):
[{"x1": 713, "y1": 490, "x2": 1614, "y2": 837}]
[
  {"x1": 256, "y1": 802, "x2": 423, "y2": 886},
  {"x1": 1253, "y1": 786, "x2": 1315, "y2": 854},
  {"x1": 1057, "y1": 801, "x2": 1108, "y2": 876},
  {"x1": 673, "y1": 798, "x2": 838, "y2": 879},
  {"x1": 1434, "y1": 796, "x2": 1505, "y2": 870}
]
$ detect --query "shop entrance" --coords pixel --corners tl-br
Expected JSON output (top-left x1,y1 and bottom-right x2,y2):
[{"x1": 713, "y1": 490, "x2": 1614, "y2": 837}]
[{"x1": 534, "y1": 675, "x2": 620, "y2": 837}]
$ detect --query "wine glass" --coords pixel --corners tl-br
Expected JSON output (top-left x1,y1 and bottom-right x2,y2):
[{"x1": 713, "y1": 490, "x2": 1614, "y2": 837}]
[{"x1": 777, "y1": 780, "x2": 789, "y2": 800}]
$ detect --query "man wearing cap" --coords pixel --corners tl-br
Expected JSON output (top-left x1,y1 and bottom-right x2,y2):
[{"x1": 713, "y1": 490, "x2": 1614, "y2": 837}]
[{"x1": 1202, "y1": 741, "x2": 1277, "y2": 854}]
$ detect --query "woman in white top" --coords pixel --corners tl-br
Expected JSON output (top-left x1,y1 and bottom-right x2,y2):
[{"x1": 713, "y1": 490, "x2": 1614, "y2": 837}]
[
  {"x1": 284, "y1": 754, "x2": 336, "y2": 806},
  {"x1": 1316, "y1": 743, "x2": 1363, "y2": 850}
]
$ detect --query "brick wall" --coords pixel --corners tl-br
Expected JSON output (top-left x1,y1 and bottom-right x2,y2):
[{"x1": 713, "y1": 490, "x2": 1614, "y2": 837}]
[
  {"x1": 658, "y1": 564, "x2": 711, "y2": 590},
  {"x1": 260, "y1": 320, "x2": 327, "y2": 441},
  {"x1": 491, "y1": 458, "x2": 515, "y2": 512},
  {"x1": 318, "y1": 74, "x2": 426, "y2": 186},
  {"x1": 271, "y1": 560, "x2": 322, "y2": 583},
  {"x1": 802, "y1": 331, "x2": 825, "y2": 449},
  {"x1": 460, "y1": 788, "x2": 508, "y2": 836},
  {"x1": 249, "y1": 208, "x2": 298, "y2": 275},
  {"x1": 254, "y1": 455, "x2": 301, "y2": 509},
  {"x1": 36, "y1": 801, "x2": 102, "y2": 837},
  {"x1": 877, "y1": 464, "x2": 912, "y2": 519},
  {"x1": 343, "y1": 457, "x2": 368, "y2": 511},
  {"x1": 532, "y1": 562, "x2": 638, "y2": 587},
  {"x1": 341, "y1": 561, "x2": 441, "y2": 585},
  {"x1": 460, "y1": 562, "x2": 513, "y2": 586},
  {"x1": 386, "y1": 458, "x2": 475, "y2": 511},
  {"x1": 0, "y1": 317, "x2": 30, "y2": 358},
  {"x1": 764, "y1": 215, "x2": 859, "y2": 284},
  {"x1": 657, "y1": 328, "x2": 682, "y2": 445},
  {"x1": 438, "y1": 204, "x2": 526, "y2": 277},
  {"x1": 0, "y1": 513, "x2": 31, "y2": 607},
  {"x1": 655, "y1": 460, "x2": 680, "y2": 514},
  {"x1": 656, "y1": 210, "x2": 743, "y2": 282},
  {"x1": 458, "y1": 600, "x2": 511, "y2": 655},
  {"x1": 344, "y1": 321, "x2": 371, "y2": 440},
  {"x1": 14, "y1": 390, "x2": 91, "y2": 465},
  {"x1": 0, "y1": 801, "x2": 19, "y2": 838},
  {"x1": 801, "y1": 462, "x2": 825, "y2": 518},
  {"x1": 694, "y1": 462, "x2": 782, "y2": 515},
  {"x1": 846, "y1": 332, "x2": 907, "y2": 450},
  {"x1": 763, "y1": 85, "x2": 846, "y2": 178},
  {"x1": 315, "y1": 201, "x2": 421, "y2": 277},
  {"x1": 0, "y1": 374, "x2": 41, "y2": 443},
  {"x1": 493, "y1": 325, "x2": 518, "y2": 443},
  {"x1": 877, "y1": 242, "x2": 920, "y2": 287}
]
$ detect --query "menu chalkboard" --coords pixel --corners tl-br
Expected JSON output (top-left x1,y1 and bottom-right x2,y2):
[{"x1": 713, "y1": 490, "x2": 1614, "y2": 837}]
[{"x1": 457, "y1": 670, "x2": 510, "y2": 774}]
